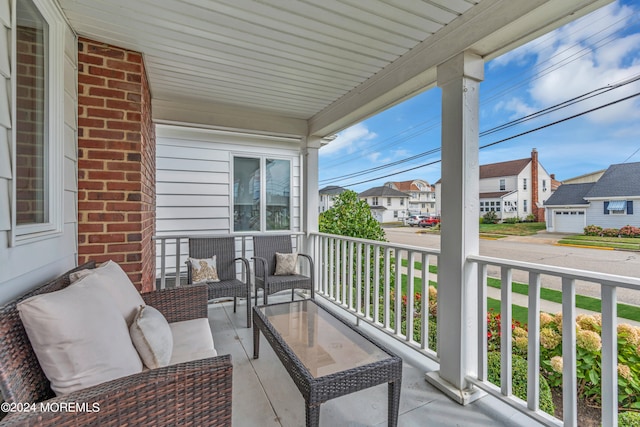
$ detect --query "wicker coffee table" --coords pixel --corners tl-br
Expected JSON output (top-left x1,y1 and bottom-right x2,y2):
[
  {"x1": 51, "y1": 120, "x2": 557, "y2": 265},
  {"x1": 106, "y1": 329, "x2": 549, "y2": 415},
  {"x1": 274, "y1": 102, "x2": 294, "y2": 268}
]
[{"x1": 253, "y1": 299, "x2": 402, "y2": 427}]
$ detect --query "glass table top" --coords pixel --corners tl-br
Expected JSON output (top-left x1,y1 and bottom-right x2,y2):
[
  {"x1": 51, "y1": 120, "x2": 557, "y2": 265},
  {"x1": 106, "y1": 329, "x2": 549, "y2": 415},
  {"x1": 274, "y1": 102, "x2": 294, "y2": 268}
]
[{"x1": 258, "y1": 300, "x2": 390, "y2": 378}]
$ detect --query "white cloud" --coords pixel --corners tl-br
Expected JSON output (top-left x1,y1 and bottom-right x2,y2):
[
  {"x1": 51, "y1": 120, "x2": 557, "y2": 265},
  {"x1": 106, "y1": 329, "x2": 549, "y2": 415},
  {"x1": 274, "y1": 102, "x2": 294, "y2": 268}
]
[
  {"x1": 319, "y1": 123, "x2": 377, "y2": 156},
  {"x1": 489, "y1": 1, "x2": 640, "y2": 125}
]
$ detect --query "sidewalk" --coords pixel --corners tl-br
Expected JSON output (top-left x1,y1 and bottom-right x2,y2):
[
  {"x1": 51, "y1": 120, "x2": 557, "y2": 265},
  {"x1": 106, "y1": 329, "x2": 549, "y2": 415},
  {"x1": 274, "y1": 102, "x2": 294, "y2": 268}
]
[{"x1": 404, "y1": 267, "x2": 640, "y2": 327}]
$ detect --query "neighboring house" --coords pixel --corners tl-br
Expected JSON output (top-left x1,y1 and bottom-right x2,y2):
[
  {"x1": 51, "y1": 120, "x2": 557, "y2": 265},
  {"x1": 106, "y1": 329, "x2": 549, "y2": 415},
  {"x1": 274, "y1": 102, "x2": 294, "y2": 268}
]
[
  {"x1": 562, "y1": 169, "x2": 606, "y2": 184},
  {"x1": 318, "y1": 186, "x2": 347, "y2": 213},
  {"x1": 435, "y1": 149, "x2": 555, "y2": 221},
  {"x1": 358, "y1": 187, "x2": 410, "y2": 223},
  {"x1": 384, "y1": 180, "x2": 436, "y2": 215},
  {"x1": 545, "y1": 163, "x2": 640, "y2": 233}
]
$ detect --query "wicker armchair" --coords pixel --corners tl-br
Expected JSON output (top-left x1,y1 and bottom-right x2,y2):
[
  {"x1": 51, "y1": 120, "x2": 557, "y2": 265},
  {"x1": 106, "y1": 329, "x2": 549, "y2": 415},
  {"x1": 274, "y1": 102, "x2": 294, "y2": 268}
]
[
  {"x1": 252, "y1": 235, "x2": 314, "y2": 305},
  {"x1": 187, "y1": 237, "x2": 251, "y2": 327},
  {"x1": 0, "y1": 262, "x2": 232, "y2": 426}
]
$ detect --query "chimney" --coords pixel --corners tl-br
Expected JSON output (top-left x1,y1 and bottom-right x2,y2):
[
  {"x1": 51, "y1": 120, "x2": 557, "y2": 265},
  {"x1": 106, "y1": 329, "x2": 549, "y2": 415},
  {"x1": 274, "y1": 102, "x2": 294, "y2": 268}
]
[
  {"x1": 550, "y1": 174, "x2": 555, "y2": 180},
  {"x1": 530, "y1": 148, "x2": 541, "y2": 222}
]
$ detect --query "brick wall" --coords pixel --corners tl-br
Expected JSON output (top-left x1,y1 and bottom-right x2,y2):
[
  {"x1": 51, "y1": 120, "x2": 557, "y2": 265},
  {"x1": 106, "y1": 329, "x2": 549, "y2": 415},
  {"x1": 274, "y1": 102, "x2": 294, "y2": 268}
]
[{"x1": 77, "y1": 38, "x2": 156, "y2": 292}]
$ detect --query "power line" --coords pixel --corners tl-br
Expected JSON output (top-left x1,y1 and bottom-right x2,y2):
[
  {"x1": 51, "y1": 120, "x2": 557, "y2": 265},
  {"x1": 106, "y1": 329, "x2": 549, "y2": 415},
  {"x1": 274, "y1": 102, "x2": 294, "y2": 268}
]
[
  {"x1": 338, "y1": 90, "x2": 640, "y2": 188},
  {"x1": 321, "y1": 74, "x2": 640, "y2": 185}
]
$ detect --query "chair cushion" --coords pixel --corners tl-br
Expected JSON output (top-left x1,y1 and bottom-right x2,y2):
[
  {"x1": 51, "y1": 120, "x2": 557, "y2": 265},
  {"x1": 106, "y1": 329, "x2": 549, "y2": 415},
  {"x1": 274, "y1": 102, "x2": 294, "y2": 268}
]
[
  {"x1": 74, "y1": 260, "x2": 145, "y2": 326},
  {"x1": 69, "y1": 268, "x2": 92, "y2": 283},
  {"x1": 17, "y1": 283, "x2": 143, "y2": 396},
  {"x1": 274, "y1": 252, "x2": 298, "y2": 275},
  {"x1": 188, "y1": 256, "x2": 220, "y2": 283},
  {"x1": 130, "y1": 305, "x2": 173, "y2": 369},
  {"x1": 168, "y1": 318, "x2": 217, "y2": 365}
]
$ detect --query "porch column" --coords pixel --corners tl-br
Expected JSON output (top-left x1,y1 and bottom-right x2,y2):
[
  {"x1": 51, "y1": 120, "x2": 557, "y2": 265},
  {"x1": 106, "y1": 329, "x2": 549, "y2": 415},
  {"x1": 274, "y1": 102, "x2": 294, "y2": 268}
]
[
  {"x1": 302, "y1": 137, "x2": 321, "y2": 268},
  {"x1": 425, "y1": 52, "x2": 484, "y2": 404}
]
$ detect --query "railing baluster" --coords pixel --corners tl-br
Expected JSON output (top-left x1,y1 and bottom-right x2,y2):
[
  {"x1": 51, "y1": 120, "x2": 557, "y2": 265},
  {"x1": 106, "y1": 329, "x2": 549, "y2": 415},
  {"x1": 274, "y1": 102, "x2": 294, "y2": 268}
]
[
  {"x1": 383, "y1": 247, "x2": 391, "y2": 329},
  {"x1": 477, "y1": 263, "x2": 487, "y2": 381},
  {"x1": 322, "y1": 236, "x2": 328, "y2": 295},
  {"x1": 365, "y1": 243, "x2": 371, "y2": 320},
  {"x1": 160, "y1": 238, "x2": 166, "y2": 290},
  {"x1": 328, "y1": 237, "x2": 335, "y2": 300},
  {"x1": 527, "y1": 272, "x2": 541, "y2": 412},
  {"x1": 500, "y1": 267, "x2": 512, "y2": 397},
  {"x1": 562, "y1": 278, "x2": 578, "y2": 427},
  {"x1": 341, "y1": 239, "x2": 347, "y2": 305},
  {"x1": 406, "y1": 251, "x2": 415, "y2": 342},
  {"x1": 373, "y1": 245, "x2": 380, "y2": 325},
  {"x1": 356, "y1": 242, "x2": 362, "y2": 315},
  {"x1": 348, "y1": 240, "x2": 354, "y2": 309},
  {"x1": 421, "y1": 253, "x2": 429, "y2": 350},
  {"x1": 394, "y1": 248, "x2": 401, "y2": 335},
  {"x1": 174, "y1": 237, "x2": 181, "y2": 288},
  {"x1": 601, "y1": 285, "x2": 618, "y2": 427}
]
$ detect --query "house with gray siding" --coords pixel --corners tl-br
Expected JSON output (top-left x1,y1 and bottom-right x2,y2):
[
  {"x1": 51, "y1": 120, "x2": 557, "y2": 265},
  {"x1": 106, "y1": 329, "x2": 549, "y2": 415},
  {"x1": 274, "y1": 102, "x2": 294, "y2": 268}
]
[{"x1": 544, "y1": 162, "x2": 640, "y2": 233}]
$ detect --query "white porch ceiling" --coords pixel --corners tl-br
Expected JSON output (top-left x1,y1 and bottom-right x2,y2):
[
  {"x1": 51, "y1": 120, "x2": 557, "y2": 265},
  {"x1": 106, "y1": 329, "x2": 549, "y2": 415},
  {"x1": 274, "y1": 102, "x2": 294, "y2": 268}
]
[{"x1": 58, "y1": 0, "x2": 611, "y2": 137}]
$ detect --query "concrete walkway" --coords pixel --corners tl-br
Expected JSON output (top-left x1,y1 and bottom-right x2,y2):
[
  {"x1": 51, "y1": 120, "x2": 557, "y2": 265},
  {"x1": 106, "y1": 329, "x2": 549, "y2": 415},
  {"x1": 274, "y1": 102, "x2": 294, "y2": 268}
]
[{"x1": 403, "y1": 267, "x2": 640, "y2": 327}]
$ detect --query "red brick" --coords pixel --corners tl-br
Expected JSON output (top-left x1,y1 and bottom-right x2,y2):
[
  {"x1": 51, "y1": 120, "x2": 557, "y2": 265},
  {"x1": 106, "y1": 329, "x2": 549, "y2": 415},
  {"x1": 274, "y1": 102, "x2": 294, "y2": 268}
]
[
  {"x1": 78, "y1": 201, "x2": 104, "y2": 210},
  {"x1": 127, "y1": 233, "x2": 142, "y2": 242},
  {"x1": 126, "y1": 52, "x2": 142, "y2": 63},
  {"x1": 108, "y1": 223, "x2": 140, "y2": 232},
  {"x1": 107, "y1": 121, "x2": 141, "y2": 132},
  {"x1": 78, "y1": 181, "x2": 104, "y2": 190},
  {"x1": 78, "y1": 139, "x2": 106, "y2": 149},
  {"x1": 87, "y1": 212, "x2": 125, "y2": 222},
  {"x1": 88, "y1": 191, "x2": 125, "y2": 201},
  {"x1": 88, "y1": 66, "x2": 125, "y2": 80},
  {"x1": 126, "y1": 132, "x2": 142, "y2": 142},
  {"x1": 106, "y1": 99, "x2": 140, "y2": 112},
  {"x1": 106, "y1": 202, "x2": 139, "y2": 211},
  {"x1": 127, "y1": 93, "x2": 142, "y2": 103},
  {"x1": 91, "y1": 254, "x2": 126, "y2": 264},
  {"x1": 127, "y1": 73, "x2": 142, "y2": 84},
  {"x1": 78, "y1": 223, "x2": 104, "y2": 233},
  {"x1": 87, "y1": 108, "x2": 124, "y2": 119},
  {"x1": 78, "y1": 53, "x2": 104, "y2": 66},
  {"x1": 108, "y1": 80, "x2": 141, "y2": 93},
  {"x1": 89, "y1": 129, "x2": 125, "y2": 140},
  {"x1": 127, "y1": 253, "x2": 142, "y2": 262},
  {"x1": 78, "y1": 118, "x2": 105, "y2": 128},
  {"x1": 89, "y1": 87, "x2": 126, "y2": 99},
  {"x1": 107, "y1": 182, "x2": 141, "y2": 191},
  {"x1": 108, "y1": 243, "x2": 141, "y2": 253},
  {"x1": 78, "y1": 159, "x2": 105, "y2": 170},
  {"x1": 78, "y1": 244, "x2": 106, "y2": 255},
  {"x1": 106, "y1": 59, "x2": 141, "y2": 73},
  {"x1": 107, "y1": 161, "x2": 139, "y2": 172},
  {"x1": 89, "y1": 234, "x2": 125, "y2": 243},
  {"x1": 78, "y1": 95, "x2": 104, "y2": 107},
  {"x1": 127, "y1": 213, "x2": 142, "y2": 222},
  {"x1": 87, "y1": 170, "x2": 125, "y2": 181},
  {"x1": 87, "y1": 150, "x2": 124, "y2": 161}
]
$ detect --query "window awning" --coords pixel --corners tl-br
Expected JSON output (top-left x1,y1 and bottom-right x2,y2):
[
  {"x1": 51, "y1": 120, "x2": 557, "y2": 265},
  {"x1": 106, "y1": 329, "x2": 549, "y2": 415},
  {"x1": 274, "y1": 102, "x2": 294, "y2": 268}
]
[{"x1": 607, "y1": 200, "x2": 627, "y2": 211}]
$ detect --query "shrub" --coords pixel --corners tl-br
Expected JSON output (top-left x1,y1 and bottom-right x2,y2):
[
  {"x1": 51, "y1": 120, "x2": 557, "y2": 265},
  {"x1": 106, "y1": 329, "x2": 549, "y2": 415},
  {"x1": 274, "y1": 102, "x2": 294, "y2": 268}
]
[
  {"x1": 602, "y1": 228, "x2": 620, "y2": 237},
  {"x1": 620, "y1": 411, "x2": 640, "y2": 427},
  {"x1": 620, "y1": 225, "x2": 640, "y2": 238},
  {"x1": 487, "y1": 352, "x2": 555, "y2": 415},
  {"x1": 584, "y1": 225, "x2": 603, "y2": 236},
  {"x1": 483, "y1": 211, "x2": 499, "y2": 224},
  {"x1": 524, "y1": 214, "x2": 536, "y2": 223},
  {"x1": 502, "y1": 216, "x2": 519, "y2": 224}
]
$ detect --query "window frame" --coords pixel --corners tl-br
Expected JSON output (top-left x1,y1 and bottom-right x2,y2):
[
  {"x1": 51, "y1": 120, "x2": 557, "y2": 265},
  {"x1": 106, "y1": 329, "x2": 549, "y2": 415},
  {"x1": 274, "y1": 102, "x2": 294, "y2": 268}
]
[
  {"x1": 231, "y1": 154, "x2": 293, "y2": 233},
  {"x1": 11, "y1": 0, "x2": 65, "y2": 245},
  {"x1": 499, "y1": 179, "x2": 505, "y2": 191}
]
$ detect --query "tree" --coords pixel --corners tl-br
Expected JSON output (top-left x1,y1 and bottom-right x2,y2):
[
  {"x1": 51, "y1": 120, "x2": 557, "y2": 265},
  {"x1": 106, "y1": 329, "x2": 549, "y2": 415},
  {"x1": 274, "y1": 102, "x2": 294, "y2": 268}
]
[{"x1": 319, "y1": 190, "x2": 386, "y2": 241}]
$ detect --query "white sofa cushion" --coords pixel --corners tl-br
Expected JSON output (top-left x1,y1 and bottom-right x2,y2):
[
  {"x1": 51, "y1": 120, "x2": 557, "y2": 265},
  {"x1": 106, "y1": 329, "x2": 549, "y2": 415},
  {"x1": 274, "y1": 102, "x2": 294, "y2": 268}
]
[
  {"x1": 168, "y1": 318, "x2": 217, "y2": 366},
  {"x1": 130, "y1": 305, "x2": 173, "y2": 369},
  {"x1": 75, "y1": 260, "x2": 145, "y2": 325},
  {"x1": 17, "y1": 283, "x2": 143, "y2": 396}
]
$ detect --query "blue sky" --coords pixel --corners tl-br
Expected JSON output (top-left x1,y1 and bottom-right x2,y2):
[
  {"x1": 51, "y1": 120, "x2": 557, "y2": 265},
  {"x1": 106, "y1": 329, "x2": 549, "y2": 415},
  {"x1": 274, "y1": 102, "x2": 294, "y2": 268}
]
[{"x1": 319, "y1": 0, "x2": 640, "y2": 193}]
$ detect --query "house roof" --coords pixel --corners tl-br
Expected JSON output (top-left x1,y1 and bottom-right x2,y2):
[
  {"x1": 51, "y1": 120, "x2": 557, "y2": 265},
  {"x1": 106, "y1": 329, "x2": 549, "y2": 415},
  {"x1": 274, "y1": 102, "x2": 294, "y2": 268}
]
[
  {"x1": 359, "y1": 186, "x2": 409, "y2": 198},
  {"x1": 386, "y1": 180, "x2": 431, "y2": 192},
  {"x1": 584, "y1": 162, "x2": 640, "y2": 198},
  {"x1": 480, "y1": 191, "x2": 516, "y2": 199},
  {"x1": 57, "y1": 1, "x2": 606, "y2": 138},
  {"x1": 319, "y1": 185, "x2": 347, "y2": 195},
  {"x1": 544, "y1": 183, "x2": 594, "y2": 206},
  {"x1": 479, "y1": 158, "x2": 530, "y2": 179}
]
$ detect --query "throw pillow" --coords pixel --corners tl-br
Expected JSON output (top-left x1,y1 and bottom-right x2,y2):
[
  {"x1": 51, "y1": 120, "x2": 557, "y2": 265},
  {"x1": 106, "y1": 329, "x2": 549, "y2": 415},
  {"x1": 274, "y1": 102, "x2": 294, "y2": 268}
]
[
  {"x1": 17, "y1": 283, "x2": 143, "y2": 396},
  {"x1": 130, "y1": 305, "x2": 173, "y2": 369},
  {"x1": 74, "y1": 260, "x2": 145, "y2": 326},
  {"x1": 274, "y1": 252, "x2": 298, "y2": 275},
  {"x1": 188, "y1": 256, "x2": 220, "y2": 283}
]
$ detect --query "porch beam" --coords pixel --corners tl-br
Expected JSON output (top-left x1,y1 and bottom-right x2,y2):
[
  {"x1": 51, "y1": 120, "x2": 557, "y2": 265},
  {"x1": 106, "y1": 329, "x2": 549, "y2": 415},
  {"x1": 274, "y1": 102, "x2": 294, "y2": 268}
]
[{"x1": 425, "y1": 51, "x2": 484, "y2": 404}]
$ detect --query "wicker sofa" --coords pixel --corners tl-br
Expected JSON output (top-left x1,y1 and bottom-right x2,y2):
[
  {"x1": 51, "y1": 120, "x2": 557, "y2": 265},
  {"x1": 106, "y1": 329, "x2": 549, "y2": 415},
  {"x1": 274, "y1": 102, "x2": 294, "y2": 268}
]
[{"x1": 0, "y1": 262, "x2": 232, "y2": 426}]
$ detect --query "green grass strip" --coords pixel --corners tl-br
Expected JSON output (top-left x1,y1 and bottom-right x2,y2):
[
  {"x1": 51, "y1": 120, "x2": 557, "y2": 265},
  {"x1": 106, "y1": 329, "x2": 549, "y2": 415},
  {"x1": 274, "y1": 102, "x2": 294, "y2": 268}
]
[
  {"x1": 486, "y1": 277, "x2": 640, "y2": 322},
  {"x1": 487, "y1": 298, "x2": 529, "y2": 325},
  {"x1": 558, "y1": 239, "x2": 640, "y2": 250}
]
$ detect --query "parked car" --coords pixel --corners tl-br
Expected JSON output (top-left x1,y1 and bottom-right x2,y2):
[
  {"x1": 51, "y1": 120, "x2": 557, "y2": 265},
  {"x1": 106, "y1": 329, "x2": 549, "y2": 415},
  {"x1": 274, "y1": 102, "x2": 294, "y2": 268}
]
[
  {"x1": 406, "y1": 215, "x2": 427, "y2": 227},
  {"x1": 419, "y1": 216, "x2": 440, "y2": 227}
]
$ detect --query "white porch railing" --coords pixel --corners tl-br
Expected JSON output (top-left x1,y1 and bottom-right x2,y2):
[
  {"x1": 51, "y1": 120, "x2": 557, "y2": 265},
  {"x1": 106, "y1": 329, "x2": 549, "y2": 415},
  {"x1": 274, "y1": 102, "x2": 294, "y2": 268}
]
[{"x1": 153, "y1": 231, "x2": 640, "y2": 427}]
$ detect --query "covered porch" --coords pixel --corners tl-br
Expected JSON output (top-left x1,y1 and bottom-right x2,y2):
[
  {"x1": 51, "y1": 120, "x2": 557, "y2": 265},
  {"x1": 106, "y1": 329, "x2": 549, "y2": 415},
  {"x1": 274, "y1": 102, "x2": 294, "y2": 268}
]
[{"x1": 0, "y1": 0, "x2": 626, "y2": 426}]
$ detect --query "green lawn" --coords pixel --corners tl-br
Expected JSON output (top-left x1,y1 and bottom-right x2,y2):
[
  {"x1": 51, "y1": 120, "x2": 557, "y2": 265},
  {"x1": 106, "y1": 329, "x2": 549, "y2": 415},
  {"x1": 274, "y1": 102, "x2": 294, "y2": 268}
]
[
  {"x1": 398, "y1": 259, "x2": 640, "y2": 324},
  {"x1": 558, "y1": 234, "x2": 640, "y2": 250},
  {"x1": 479, "y1": 222, "x2": 546, "y2": 236}
]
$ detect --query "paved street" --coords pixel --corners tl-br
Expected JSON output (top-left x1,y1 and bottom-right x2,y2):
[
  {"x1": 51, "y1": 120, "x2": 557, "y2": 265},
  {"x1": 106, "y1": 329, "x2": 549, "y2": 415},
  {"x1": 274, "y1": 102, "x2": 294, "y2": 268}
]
[{"x1": 384, "y1": 227, "x2": 640, "y2": 306}]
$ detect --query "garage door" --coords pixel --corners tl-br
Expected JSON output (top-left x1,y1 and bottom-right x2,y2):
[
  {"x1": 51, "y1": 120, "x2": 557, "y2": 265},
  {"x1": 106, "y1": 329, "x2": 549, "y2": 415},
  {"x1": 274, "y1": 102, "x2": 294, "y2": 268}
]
[{"x1": 554, "y1": 211, "x2": 585, "y2": 233}]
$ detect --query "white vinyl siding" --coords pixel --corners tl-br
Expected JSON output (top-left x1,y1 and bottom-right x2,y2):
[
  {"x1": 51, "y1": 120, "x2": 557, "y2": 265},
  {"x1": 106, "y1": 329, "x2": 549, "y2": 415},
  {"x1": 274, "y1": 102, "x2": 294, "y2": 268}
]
[
  {"x1": 155, "y1": 125, "x2": 302, "y2": 272},
  {"x1": 0, "y1": 3, "x2": 77, "y2": 304},
  {"x1": 585, "y1": 199, "x2": 640, "y2": 229}
]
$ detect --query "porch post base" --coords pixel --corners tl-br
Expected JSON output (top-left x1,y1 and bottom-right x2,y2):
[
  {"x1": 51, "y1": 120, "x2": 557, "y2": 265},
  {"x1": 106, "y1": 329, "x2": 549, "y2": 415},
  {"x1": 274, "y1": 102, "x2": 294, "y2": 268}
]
[{"x1": 424, "y1": 371, "x2": 486, "y2": 405}]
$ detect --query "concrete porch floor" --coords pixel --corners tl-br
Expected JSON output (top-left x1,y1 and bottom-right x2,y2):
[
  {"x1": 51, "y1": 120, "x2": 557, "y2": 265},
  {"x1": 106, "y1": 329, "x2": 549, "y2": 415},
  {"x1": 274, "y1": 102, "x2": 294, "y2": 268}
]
[{"x1": 208, "y1": 294, "x2": 549, "y2": 427}]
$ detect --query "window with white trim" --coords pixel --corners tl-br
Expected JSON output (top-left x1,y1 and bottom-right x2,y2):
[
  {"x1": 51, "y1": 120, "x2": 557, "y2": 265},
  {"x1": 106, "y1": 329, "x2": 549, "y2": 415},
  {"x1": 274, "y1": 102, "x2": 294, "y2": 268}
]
[
  {"x1": 12, "y1": 0, "x2": 64, "y2": 243},
  {"x1": 499, "y1": 179, "x2": 505, "y2": 191},
  {"x1": 233, "y1": 156, "x2": 291, "y2": 232},
  {"x1": 372, "y1": 197, "x2": 378, "y2": 206}
]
